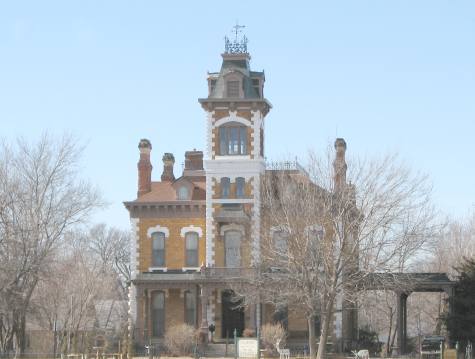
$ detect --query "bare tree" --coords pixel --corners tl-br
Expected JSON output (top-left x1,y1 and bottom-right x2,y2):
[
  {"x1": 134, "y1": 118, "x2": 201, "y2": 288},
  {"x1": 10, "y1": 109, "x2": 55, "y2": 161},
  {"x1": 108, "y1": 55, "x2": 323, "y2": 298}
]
[
  {"x1": 0, "y1": 134, "x2": 102, "y2": 355},
  {"x1": 86, "y1": 224, "x2": 131, "y2": 296},
  {"x1": 31, "y1": 227, "x2": 128, "y2": 355},
  {"x1": 242, "y1": 140, "x2": 439, "y2": 359}
]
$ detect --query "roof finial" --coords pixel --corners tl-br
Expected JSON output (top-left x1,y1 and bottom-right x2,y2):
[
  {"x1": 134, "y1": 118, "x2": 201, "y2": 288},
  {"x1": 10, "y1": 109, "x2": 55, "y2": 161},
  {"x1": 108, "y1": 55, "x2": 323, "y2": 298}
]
[{"x1": 224, "y1": 21, "x2": 248, "y2": 54}]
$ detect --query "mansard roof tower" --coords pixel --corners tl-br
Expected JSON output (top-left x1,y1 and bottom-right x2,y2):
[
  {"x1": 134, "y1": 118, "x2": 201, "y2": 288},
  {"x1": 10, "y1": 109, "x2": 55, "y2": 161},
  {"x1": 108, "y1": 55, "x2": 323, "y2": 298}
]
[{"x1": 199, "y1": 28, "x2": 271, "y2": 272}]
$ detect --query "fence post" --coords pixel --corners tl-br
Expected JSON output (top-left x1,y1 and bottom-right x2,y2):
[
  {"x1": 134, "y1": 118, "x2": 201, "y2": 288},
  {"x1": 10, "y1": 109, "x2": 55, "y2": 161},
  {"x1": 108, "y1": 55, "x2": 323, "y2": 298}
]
[{"x1": 234, "y1": 329, "x2": 238, "y2": 359}]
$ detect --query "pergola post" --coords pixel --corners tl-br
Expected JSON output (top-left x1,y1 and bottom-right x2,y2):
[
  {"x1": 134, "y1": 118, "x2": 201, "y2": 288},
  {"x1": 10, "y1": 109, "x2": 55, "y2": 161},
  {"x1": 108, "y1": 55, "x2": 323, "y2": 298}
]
[{"x1": 396, "y1": 292, "x2": 408, "y2": 355}]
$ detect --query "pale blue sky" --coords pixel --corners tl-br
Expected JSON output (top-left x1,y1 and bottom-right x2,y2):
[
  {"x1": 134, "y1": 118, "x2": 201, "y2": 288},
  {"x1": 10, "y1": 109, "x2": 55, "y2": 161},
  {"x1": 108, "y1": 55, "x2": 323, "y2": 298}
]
[{"x1": 1, "y1": 1, "x2": 474, "y2": 229}]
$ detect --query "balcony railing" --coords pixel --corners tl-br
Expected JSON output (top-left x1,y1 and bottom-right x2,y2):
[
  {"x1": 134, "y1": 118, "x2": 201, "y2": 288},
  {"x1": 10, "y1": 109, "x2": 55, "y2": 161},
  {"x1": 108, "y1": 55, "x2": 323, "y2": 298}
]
[
  {"x1": 266, "y1": 159, "x2": 308, "y2": 176},
  {"x1": 203, "y1": 267, "x2": 258, "y2": 280}
]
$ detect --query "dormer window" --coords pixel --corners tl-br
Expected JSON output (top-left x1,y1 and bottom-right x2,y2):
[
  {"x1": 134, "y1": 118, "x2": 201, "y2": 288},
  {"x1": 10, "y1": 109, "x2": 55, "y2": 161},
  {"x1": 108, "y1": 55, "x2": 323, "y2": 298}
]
[
  {"x1": 177, "y1": 186, "x2": 189, "y2": 200},
  {"x1": 252, "y1": 78, "x2": 261, "y2": 98},
  {"x1": 219, "y1": 125, "x2": 248, "y2": 155},
  {"x1": 209, "y1": 79, "x2": 217, "y2": 95},
  {"x1": 226, "y1": 80, "x2": 240, "y2": 98}
]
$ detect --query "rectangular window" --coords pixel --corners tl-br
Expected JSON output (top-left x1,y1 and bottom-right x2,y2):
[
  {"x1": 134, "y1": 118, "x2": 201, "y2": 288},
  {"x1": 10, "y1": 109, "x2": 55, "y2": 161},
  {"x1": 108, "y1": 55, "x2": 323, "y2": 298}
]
[
  {"x1": 152, "y1": 232, "x2": 165, "y2": 267},
  {"x1": 210, "y1": 79, "x2": 217, "y2": 94},
  {"x1": 221, "y1": 177, "x2": 230, "y2": 198},
  {"x1": 227, "y1": 81, "x2": 240, "y2": 97},
  {"x1": 236, "y1": 177, "x2": 245, "y2": 198},
  {"x1": 184, "y1": 291, "x2": 196, "y2": 326},
  {"x1": 185, "y1": 232, "x2": 199, "y2": 267}
]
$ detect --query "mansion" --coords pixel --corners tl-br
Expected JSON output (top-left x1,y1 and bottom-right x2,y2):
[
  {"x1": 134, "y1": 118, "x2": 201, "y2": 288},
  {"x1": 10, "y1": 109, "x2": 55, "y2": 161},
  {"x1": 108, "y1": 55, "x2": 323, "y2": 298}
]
[{"x1": 124, "y1": 35, "x2": 357, "y2": 350}]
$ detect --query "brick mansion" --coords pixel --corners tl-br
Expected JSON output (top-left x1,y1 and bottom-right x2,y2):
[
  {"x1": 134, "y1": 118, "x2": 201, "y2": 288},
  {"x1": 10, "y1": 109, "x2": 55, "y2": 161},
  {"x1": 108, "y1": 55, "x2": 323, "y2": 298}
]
[{"x1": 124, "y1": 34, "x2": 358, "y2": 350}]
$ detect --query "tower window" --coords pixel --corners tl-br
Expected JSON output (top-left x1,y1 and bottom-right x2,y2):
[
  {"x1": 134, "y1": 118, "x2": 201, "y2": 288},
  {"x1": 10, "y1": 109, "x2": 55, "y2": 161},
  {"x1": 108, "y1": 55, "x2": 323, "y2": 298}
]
[
  {"x1": 236, "y1": 177, "x2": 245, "y2": 198},
  {"x1": 221, "y1": 177, "x2": 230, "y2": 198},
  {"x1": 252, "y1": 78, "x2": 261, "y2": 97},
  {"x1": 219, "y1": 126, "x2": 248, "y2": 155},
  {"x1": 226, "y1": 80, "x2": 240, "y2": 97},
  {"x1": 209, "y1": 79, "x2": 217, "y2": 95}
]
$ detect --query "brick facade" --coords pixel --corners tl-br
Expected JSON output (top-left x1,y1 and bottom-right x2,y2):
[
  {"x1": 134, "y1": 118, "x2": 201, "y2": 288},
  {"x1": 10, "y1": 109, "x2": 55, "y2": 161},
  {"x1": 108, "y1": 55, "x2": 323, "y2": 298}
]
[{"x1": 125, "y1": 43, "x2": 356, "y2": 351}]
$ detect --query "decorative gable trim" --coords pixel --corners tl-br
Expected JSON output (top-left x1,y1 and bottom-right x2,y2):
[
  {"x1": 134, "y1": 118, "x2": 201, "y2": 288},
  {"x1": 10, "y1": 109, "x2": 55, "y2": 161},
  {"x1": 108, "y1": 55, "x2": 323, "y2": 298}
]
[{"x1": 147, "y1": 225, "x2": 170, "y2": 238}]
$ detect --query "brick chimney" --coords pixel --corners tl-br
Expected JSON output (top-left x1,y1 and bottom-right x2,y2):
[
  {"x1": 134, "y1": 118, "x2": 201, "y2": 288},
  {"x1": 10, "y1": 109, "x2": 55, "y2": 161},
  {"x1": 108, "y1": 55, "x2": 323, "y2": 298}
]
[
  {"x1": 333, "y1": 138, "x2": 347, "y2": 192},
  {"x1": 161, "y1": 153, "x2": 175, "y2": 181},
  {"x1": 184, "y1": 150, "x2": 204, "y2": 170},
  {"x1": 137, "y1": 139, "x2": 152, "y2": 197}
]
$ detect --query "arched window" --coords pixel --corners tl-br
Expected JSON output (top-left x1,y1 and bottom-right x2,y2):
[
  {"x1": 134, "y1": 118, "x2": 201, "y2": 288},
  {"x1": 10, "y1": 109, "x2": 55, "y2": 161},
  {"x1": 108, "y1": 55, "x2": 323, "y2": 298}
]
[
  {"x1": 185, "y1": 232, "x2": 199, "y2": 267},
  {"x1": 177, "y1": 186, "x2": 189, "y2": 200},
  {"x1": 221, "y1": 177, "x2": 230, "y2": 198},
  {"x1": 184, "y1": 291, "x2": 196, "y2": 326},
  {"x1": 224, "y1": 230, "x2": 241, "y2": 268},
  {"x1": 152, "y1": 291, "x2": 165, "y2": 337},
  {"x1": 236, "y1": 177, "x2": 245, "y2": 198},
  {"x1": 219, "y1": 125, "x2": 247, "y2": 155},
  {"x1": 152, "y1": 232, "x2": 165, "y2": 267}
]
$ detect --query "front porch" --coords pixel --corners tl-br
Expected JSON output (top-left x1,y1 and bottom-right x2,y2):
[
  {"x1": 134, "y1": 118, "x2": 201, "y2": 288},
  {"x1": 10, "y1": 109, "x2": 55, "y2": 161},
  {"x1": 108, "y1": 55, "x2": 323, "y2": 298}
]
[{"x1": 130, "y1": 268, "x2": 310, "y2": 348}]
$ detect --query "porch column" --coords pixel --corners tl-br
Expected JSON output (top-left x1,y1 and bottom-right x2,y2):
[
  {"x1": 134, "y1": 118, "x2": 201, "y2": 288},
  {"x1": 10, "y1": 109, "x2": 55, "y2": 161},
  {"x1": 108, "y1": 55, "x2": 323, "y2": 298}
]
[
  {"x1": 249, "y1": 304, "x2": 257, "y2": 332},
  {"x1": 147, "y1": 290, "x2": 152, "y2": 341},
  {"x1": 396, "y1": 292, "x2": 408, "y2": 355},
  {"x1": 200, "y1": 285, "x2": 209, "y2": 343}
]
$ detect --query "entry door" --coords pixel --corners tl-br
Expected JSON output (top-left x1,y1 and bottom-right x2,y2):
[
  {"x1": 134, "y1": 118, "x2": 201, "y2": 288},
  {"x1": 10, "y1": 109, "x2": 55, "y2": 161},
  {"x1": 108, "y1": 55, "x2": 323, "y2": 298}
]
[
  {"x1": 221, "y1": 290, "x2": 244, "y2": 338},
  {"x1": 225, "y1": 230, "x2": 241, "y2": 268},
  {"x1": 152, "y1": 291, "x2": 165, "y2": 337}
]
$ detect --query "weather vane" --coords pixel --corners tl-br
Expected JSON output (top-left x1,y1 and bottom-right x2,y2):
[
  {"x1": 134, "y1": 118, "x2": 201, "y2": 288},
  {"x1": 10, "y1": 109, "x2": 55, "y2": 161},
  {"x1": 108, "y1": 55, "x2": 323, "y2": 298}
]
[
  {"x1": 232, "y1": 21, "x2": 245, "y2": 41},
  {"x1": 224, "y1": 21, "x2": 248, "y2": 54}
]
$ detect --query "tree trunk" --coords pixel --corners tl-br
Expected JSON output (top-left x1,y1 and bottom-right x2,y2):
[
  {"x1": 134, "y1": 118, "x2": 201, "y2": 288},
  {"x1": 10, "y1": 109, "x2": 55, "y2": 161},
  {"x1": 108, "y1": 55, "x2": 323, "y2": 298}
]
[
  {"x1": 316, "y1": 297, "x2": 335, "y2": 359},
  {"x1": 386, "y1": 309, "x2": 393, "y2": 357},
  {"x1": 316, "y1": 313, "x2": 331, "y2": 359},
  {"x1": 389, "y1": 321, "x2": 398, "y2": 356},
  {"x1": 308, "y1": 315, "x2": 316, "y2": 359}
]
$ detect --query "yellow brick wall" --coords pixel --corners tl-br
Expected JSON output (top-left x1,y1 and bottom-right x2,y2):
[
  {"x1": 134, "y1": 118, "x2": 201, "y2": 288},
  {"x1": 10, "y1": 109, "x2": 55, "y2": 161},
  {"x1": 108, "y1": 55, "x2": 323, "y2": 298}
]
[
  {"x1": 212, "y1": 177, "x2": 253, "y2": 200},
  {"x1": 138, "y1": 218, "x2": 206, "y2": 272}
]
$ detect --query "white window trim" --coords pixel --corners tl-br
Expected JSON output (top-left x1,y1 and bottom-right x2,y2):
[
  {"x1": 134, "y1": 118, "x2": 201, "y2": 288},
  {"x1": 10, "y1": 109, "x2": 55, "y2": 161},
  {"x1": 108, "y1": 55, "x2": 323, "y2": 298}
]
[
  {"x1": 180, "y1": 225, "x2": 203, "y2": 238},
  {"x1": 220, "y1": 224, "x2": 245, "y2": 236},
  {"x1": 147, "y1": 225, "x2": 170, "y2": 239},
  {"x1": 214, "y1": 113, "x2": 251, "y2": 127},
  {"x1": 182, "y1": 267, "x2": 201, "y2": 272},
  {"x1": 149, "y1": 267, "x2": 168, "y2": 272}
]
